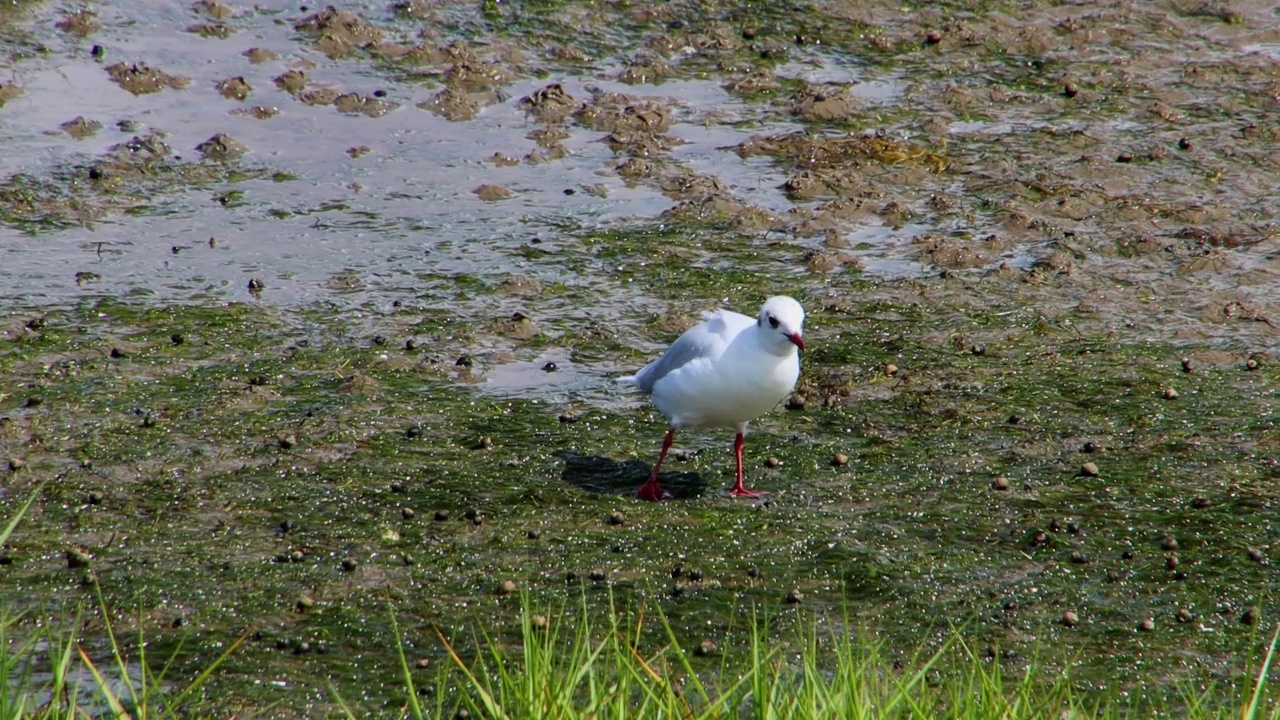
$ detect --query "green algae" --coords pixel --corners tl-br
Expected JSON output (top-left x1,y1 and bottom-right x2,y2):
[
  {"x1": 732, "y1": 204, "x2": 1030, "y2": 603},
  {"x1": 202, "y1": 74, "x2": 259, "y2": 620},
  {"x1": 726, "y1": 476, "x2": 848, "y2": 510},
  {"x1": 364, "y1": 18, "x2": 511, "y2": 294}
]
[{"x1": 1, "y1": 281, "x2": 1276, "y2": 713}]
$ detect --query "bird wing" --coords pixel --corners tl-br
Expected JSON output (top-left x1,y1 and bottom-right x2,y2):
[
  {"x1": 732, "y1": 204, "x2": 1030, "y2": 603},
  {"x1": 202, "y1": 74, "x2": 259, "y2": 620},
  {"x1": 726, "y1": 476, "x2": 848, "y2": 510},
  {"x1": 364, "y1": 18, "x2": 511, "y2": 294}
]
[{"x1": 627, "y1": 310, "x2": 743, "y2": 395}]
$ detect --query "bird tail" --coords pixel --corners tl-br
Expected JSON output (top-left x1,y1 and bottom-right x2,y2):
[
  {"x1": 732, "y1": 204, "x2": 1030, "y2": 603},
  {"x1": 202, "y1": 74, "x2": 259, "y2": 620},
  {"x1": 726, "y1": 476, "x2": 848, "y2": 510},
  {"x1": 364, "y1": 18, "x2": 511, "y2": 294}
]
[{"x1": 615, "y1": 374, "x2": 639, "y2": 387}]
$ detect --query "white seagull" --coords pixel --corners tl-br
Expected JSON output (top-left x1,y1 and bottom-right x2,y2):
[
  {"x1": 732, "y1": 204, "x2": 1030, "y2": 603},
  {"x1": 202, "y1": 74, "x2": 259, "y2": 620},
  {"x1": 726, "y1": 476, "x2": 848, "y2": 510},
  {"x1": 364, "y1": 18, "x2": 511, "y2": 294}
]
[{"x1": 621, "y1": 296, "x2": 806, "y2": 501}]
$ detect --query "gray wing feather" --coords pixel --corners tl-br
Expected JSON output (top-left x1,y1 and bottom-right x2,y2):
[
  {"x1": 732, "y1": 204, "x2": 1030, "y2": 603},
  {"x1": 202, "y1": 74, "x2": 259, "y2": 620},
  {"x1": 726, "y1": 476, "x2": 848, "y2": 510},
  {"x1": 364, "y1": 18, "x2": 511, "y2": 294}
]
[{"x1": 629, "y1": 325, "x2": 719, "y2": 395}]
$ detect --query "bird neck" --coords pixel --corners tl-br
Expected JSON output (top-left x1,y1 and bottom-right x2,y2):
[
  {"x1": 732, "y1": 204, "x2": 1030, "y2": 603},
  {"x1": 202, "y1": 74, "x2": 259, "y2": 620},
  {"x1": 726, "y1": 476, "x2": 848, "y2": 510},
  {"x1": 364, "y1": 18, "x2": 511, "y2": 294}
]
[{"x1": 753, "y1": 326, "x2": 795, "y2": 358}]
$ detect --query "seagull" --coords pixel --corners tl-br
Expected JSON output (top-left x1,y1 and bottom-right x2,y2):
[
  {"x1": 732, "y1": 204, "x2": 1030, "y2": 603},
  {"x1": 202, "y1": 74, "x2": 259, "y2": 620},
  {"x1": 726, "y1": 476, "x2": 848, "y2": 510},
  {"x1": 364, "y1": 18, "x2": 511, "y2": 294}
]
[{"x1": 621, "y1": 296, "x2": 805, "y2": 501}]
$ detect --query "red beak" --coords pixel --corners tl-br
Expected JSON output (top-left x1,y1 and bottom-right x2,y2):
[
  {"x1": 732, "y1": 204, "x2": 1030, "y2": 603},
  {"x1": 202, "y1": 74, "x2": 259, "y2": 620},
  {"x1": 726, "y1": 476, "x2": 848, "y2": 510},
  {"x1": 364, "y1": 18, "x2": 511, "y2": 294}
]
[{"x1": 789, "y1": 333, "x2": 804, "y2": 351}]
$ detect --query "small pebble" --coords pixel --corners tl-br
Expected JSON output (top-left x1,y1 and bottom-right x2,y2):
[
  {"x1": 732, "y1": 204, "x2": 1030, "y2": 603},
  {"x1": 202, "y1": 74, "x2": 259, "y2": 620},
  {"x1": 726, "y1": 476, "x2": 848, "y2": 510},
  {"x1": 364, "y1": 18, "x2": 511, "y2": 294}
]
[
  {"x1": 171, "y1": 333, "x2": 184, "y2": 345},
  {"x1": 765, "y1": 456, "x2": 781, "y2": 468},
  {"x1": 1080, "y1": 462, "x2": 1099, "y2": 477},
  {"x1": 1176, "y1": 607, "x2": 1194, "y2": 623},
  {"x1": 747, "y1": 566, "x2": 761, "y2": 579},
  {"x1": 1069, "y1": 551, "x2": 1090, "y2": 565},
  {"x1": 404, "y1": 339, "x2": 418, "y2": 351},
  {"x1": 694, "y1": 639, "x2": 717, "y2": 657},
  {"x1": 608, "y1": 510, "x2": 626, "y2": 526},
  {"x1": 474, "y1": 436, "x2": 494, "y2": 450},
  {"x1": 1062, "y1": 610, "x2": 1078, "y2": 627},
  {"x1": 1067, "y1": 522, "x2": 1081, "y2": 534},
  {"x1": 558, "y1": 413, "x2": 580, "y2": 423},
  {"x1": 390, "y1": 481, "x2": 406, "y2": 494},
  {"x1": 7, "y1": 458, "x2": 24, "y2": 471},
  {"x1": 1163, "y1": 387, "x2": 1178, "y2": 400},
  {"x1": 531, "y1": 614, "x2": 549, "y2": 630},
  {"x1": 832, "y1": 453, "x2": 849, "y2": 467},
  {"x1": 109, "y1": 347, "x2": 125, "y2": 359},
  {"x1": 279, "y1": 520, "x2": 296, "y2": 533},
  {"x1": 1192, "y1": 497, "x2": 1211, "y2": 509},
  {"x1": 1082, "y1": 441, "x2": 1098, "y2": 453},
  {"x1": 470, "y1": 513, "x2": 485, "y2": 526},
  {"x1": 1181, "y1": 357, "x2": 1193, "y2": 372},
  {"x1": 785, "y1": 395, "x2": 807, "y2": 411},
  {"x1": 248, "y1": 278, "x2": 265, "y2": 291},
  {"x1": 1031, "y1": 531, "x2": 1049, "y2": 546},
  {"x1": 290, "y1": 550, "x2": 304, "y2": 563},
  {"x1": 924, "y1": 30, "x2": 942, "y2": 44},
  {"x1": 88, "y1": 490, "x2": 104, "y2": 505},
  {"x1": 455, "y1": 355, "x2": 473, "y2": 367},
  {"x1": 1116, "y1": 152, "x2": 1134, "y2": 163},
  {"x1": 542, "y1": 361, "x2": 558, "y2": 372},
  {"x1": 1166, "y1": 554, "x2": 1179, "y2": 571},
  {"x1": 969, "y1": 343, "x2": 985, "y2": 356},
  {"x1": 405, "y1": 426, "x2": 423, "y2": 439},
  {"x1": 1160, "y1": 535, "x2": 1178, "y2": 551},
  {"x1": 401, "y1": 507, "x2": 415, "y2": 520},
  {"x1": 1247, "y1": 547, "x2": 1266, "y2": 564},
  {"x1": 340, "y1": 558, "x2": 358, "y2": 572},
  {"x1": 588, "y1": 567, "x2": 607, "y2": 582},
  {"x1": 1049, "y1": 519, "x2": 1062, "y2": 533},
  {"x1": 296, "y1": 595, "x2": 315, "y2": 612},
  {"x1": 434, "y1": 510, "x2": 450, "y2": 521},
  {"x1": 785, "y1": 589, "x2": 803, "y2": 604},
  {"x1": 1177, "y1": 137, "x2": 1192, "y2": 150},
  {"x1": 497, "y1": 579, "x2": 517, "y2": 595},
  {"x1": 671, "y1": 565, "x2": 685, "y2": 579},
  {"x1": 1106, "y1": 570, "x2": 1121, "y2": 582},
  {"x1": 1121, "y1": 550, "x2": 1135, "y2": 560},
  {"x1": 526, "y1": 529, "x2": 541, "y2": 539},
  {"x1": 884, "y1": 363, "x2": 899, "y2": 375},
  {"x1": 1062, "y1": 80, "x2": 1079, "y2": 98},
  {"x1": 1246, "y1": 358, "x2": 1260, "y2": 371},
  {"x1": 415, "y1": 657, "x2": 431, "y2": 669},
  {"x1": 1138, "y1": 618, "x2": 1155, "y2": 632},
  {"x1": 688, "y1": 569, "x2": 704, "y2": 582},
  {"x1": 992, "y1": 476, "x2": 1011, "y2": 491},
  {"x1": 1241, "y1": 608, "x2": 1258, "y2": 626}
]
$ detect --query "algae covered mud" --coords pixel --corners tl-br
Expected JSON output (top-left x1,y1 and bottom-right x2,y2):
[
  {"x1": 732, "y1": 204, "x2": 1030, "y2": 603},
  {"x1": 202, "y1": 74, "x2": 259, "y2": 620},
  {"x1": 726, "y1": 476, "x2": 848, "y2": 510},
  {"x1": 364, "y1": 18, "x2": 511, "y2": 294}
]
[{"x1": 1, "y1": 0, "x2": 1278, "y2": 715}]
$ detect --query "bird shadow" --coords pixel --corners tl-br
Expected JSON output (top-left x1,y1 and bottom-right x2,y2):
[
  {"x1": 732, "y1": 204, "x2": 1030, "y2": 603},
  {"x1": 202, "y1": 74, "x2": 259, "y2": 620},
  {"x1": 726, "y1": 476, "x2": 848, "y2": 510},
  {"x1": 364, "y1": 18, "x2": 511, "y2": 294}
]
[{"x1": 557, "y1": 451, "x2": 707, "y2": 499}]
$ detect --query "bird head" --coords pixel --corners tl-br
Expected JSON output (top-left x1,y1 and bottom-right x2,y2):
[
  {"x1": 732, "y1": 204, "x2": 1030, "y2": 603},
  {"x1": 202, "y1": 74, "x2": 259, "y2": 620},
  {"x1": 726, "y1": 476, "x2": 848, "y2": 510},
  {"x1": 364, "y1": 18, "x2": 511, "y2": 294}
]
[{"x1": 757, "y1": 296, "x2": 805, "y2": 354}]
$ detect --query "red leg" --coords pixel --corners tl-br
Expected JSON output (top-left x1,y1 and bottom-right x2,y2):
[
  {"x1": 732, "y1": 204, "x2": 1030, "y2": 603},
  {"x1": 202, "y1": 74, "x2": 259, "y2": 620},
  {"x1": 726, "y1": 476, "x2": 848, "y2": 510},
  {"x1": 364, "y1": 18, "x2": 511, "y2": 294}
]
[
  {"x1": 636, "y1": 427, "x2": 676, "y2": 501},
  {"x1": 729, "y1": 431, "x2": 767, "y2": 498}
]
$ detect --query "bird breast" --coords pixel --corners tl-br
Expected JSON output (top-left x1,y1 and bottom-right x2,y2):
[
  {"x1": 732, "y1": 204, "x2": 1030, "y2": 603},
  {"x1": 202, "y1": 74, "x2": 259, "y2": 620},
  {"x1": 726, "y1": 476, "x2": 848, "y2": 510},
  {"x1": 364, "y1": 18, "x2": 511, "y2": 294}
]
[{"x1": 651, "y1": 349, "x2": 800, "y2": 428}]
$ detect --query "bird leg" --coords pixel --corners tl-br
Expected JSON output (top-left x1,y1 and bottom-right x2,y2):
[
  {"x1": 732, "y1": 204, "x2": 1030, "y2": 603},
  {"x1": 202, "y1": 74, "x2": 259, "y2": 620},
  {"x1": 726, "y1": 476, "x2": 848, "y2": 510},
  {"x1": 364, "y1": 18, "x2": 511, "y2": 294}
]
[
  {"x1": 728, "y1": 431, "x2": 766, "y2": 498},
  {"x1": 636, "y1": 427, "x2": 676, "y2": 501}
]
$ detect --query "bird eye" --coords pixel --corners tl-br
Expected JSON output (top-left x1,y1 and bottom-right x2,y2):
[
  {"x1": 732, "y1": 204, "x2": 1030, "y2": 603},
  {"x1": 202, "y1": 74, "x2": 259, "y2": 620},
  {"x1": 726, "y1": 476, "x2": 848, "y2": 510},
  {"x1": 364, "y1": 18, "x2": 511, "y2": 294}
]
[{"x1": 767, "y1": 315, "x2": 779, "y2": 329}]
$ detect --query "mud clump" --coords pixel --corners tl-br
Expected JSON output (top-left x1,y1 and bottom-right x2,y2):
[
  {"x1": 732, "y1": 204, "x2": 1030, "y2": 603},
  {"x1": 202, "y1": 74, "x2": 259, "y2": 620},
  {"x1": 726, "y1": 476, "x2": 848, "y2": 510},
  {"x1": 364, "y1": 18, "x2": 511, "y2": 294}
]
[
  {"x1": 274, "y1": 70, "x2": 308, "y2": 95},
  {"x1": 243, "y1": 48, "x2": 278, "y2": 63},
  {"x1": 791, "y1": 85, "x2": 861, "y2": 121},
  {"x1": 520, "y1": 83, "x2": 577, "y2": 123},
  {"x1": 0, "y1": 83, "x2": 22, "y2": 108},
  {"x1": 196, "y1": 133, "x2": 249, "y2": 161},
  {"x1": 300, "y1": 88, "x2": 341, "y2": 106},
  {"x1": 216, "y1": 77, "x2": 253, "y2": 101},
  {"x1": 60, "y1": 116, "x2": 103, "y2": 139},
  {"x1": 333, "y1": 93, "x2": 397, "y2": 118},
  {"x1": 420, "y1": 87, "x2": 489, "y2": 121},
  {"x1": 106, "y1": 62, "x2": 190, "y2": 95},
  {"x1": 474, "y1": 185, "x2": 513, "y2": 201},
  {"x1": 294, "y1": 6, "x2": 384, "y2": 57},
  {"x1": 56, "y1": 10, "x2": 101, "y2": 37},
  {"x1": 186, "y1": 23, "x2": 235, "y2": 39},
  {"x1": 192, "y1": 0, "x2": 234, "y2": 18},
  {"x1": 231, "y1": 106, "x2": 280, "y2": 120}
]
